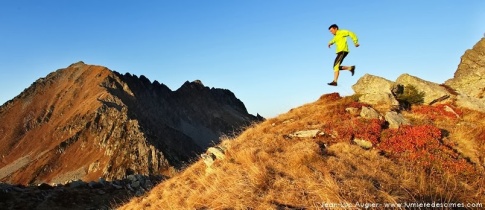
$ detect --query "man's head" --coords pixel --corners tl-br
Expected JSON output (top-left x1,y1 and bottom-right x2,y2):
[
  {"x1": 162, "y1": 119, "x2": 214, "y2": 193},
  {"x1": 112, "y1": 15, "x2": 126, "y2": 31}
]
[{"x1": 328, "y1": 24, "x2": 338, "y2": 35}]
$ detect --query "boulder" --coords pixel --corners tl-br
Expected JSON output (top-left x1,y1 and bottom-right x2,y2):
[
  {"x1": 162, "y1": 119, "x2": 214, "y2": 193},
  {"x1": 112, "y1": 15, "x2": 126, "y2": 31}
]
[
  {"x1": 396, "y1": 74, "x2": 451, "y2": 105},
  {"x1": 385, "y1": 112, "x2": 410, "y2": 129},
  {"x1": 360, "y1": 106, "x2": 381, "y2": 119},
  {"x1": 352, "y1": 74, "x2": 399, "y2": 108}
]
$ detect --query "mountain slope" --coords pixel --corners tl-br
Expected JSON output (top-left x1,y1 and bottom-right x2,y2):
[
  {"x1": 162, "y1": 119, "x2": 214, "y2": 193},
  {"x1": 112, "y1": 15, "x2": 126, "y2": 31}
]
[
  {"x1": 120, "y1": 93, "x2": 485, "y2": 209},
  {"x1": 0, "y1": 62, "x2": 261, "y2": 185}
]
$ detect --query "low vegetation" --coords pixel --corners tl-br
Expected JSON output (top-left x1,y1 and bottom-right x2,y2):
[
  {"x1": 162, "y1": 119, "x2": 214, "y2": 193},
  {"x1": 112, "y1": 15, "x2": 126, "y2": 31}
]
[
  {"x1": 396, "y1": 85, "x2": 425, "y2": 109},
  {"x1": 120, "y1": 93, "x2": 485, "y2": 209}
]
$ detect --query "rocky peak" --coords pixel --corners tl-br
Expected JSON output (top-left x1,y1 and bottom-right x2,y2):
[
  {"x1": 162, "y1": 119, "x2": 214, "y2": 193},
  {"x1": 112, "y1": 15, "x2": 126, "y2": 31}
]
[{"x1": 445, "y1": 38, "x2": 485, "y2": 99}]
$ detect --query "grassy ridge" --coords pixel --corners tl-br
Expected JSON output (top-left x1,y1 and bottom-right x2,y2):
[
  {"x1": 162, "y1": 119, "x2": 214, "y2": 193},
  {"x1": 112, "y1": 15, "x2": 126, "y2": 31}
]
[{"x1": 120, "y1": 93, "x2": 485, "y2": 209}]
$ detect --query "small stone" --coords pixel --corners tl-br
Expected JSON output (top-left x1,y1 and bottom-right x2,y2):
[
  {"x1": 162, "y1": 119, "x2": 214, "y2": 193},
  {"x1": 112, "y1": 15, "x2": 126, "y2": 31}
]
[
  {"x1": 127, "y1": 175, "x2": 137, "y2": 182},
  {"x1": 288, "y1": 130, "x2": 320, "y2": 138},
  {"x1": 131, "y1": 181, "x2": 141, "y2": 189},
  {"x1": 353, "y1": 138, "x2": 373, "y2": 149},
  {"x1": 111, "y1": 183, "x2": 123, "y2": 190},
  {"x1": 207, "y1": 147, "x2": 225, "y2": 160}
]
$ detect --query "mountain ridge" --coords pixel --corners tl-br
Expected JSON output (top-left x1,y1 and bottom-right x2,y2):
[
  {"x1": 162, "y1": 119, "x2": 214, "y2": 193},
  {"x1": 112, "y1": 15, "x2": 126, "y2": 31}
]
[{"x1": 0, "y1": 61, "x2": 261, "y2": 185}]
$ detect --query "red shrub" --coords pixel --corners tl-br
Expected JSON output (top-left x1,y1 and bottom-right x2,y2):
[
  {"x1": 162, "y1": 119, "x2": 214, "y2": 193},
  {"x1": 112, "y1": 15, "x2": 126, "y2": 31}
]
[
  {"x1": 352, "y1": 118, "x2": 385, "y2": 145},
  {"x1": 379, "y1": 125, "x2": 441, "y2": 154},
  {"x1": 378, "y1": 125, "x2": 474, "y2": 174},
  {"x1": 319, "y1": 92, "x2": 341, "y2": 101}
]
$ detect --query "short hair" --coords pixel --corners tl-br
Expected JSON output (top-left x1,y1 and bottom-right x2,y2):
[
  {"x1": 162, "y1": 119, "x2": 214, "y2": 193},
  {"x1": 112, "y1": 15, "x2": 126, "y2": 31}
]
[{"x1": 328, "y1": 24, "x2": 339, "y2": 30}]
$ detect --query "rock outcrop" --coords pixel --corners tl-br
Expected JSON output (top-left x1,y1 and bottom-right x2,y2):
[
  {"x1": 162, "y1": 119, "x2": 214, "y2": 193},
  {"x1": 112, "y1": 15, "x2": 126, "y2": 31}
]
[
  {"x1": 353, "y1": 39, "x2": 485, "y2": 113},
  {"x1": 396, "y1": 74, "x2": 451, "y2": 105},
  {"x1": 352, "y1": 74, "x2": 399, "y2": 108},
  {"x1": 0, "y1": 61, "x2": 262, "y2": 185},
  {"x1": 445, "y1": 38, "x2": 485, "y2": 100}
]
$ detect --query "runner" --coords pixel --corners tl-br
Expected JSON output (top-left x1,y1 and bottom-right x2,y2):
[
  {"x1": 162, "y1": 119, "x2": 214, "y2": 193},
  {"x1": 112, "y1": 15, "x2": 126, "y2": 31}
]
[{"x1": 327, "y1": 24, "x2": 360, "y2": 86}]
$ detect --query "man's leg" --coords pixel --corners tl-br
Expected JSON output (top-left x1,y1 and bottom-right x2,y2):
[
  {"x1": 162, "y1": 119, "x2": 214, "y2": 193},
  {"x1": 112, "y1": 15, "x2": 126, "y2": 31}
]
[
  {"x1": 333, "y1": 69, "x2": 340, "y2": 83},
  {"x1": 340, "y1": 65, "x2": 356, "y2": 76},
  {"x1": 328, "y1": 52, "x2": 348, "y2": 85}
]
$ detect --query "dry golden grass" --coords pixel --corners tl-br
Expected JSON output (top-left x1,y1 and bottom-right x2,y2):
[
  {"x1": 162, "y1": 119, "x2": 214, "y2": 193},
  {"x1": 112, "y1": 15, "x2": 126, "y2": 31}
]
[{"x1": 120, "y1": 93, "x2": 485, "y2": 209}]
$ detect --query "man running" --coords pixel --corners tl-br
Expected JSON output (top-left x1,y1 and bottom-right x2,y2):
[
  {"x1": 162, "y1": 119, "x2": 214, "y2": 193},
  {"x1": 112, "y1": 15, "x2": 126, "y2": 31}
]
[{"x1": 327, "y1": 24, "x2": 359, "y2": 86}]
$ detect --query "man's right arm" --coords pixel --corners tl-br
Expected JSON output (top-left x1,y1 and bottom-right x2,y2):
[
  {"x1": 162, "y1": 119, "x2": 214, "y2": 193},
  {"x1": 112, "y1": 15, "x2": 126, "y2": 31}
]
[{"x1": 328, "y1": 37, "x2": 335, "y2": 48}]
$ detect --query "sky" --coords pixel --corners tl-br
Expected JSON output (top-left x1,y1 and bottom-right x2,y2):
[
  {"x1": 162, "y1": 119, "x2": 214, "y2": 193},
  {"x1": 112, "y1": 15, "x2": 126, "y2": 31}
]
[{"x1": 0, "y1": 1, "x2": 484, "y2": 118}]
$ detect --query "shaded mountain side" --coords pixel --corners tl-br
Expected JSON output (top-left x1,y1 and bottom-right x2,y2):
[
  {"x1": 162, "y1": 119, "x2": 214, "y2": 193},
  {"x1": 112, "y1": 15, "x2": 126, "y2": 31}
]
[{"x1": 0, "y1": 61, "x2": 261, "y2": 185}]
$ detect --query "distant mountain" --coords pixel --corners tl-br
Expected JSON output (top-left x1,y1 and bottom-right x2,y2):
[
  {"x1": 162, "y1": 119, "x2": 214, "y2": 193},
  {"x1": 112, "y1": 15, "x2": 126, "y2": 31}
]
[{"x1": 0, "y1": 61, "x2": 262, "y2": 185}]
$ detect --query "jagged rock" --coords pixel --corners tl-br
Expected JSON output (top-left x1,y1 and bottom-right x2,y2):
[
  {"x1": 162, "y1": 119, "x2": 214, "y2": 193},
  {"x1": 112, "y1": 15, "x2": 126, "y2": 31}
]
[
  {"x1": 445, "y1": 38, "x2": 485, "y2": 100},
  {"x1": 127, "y1": 175, "x2": 137, "y2": 183},
  {"x1": 131, "y1": 181, "x2": 141, "y2": 189},
  {"x1": 360, "y1": 106, "x2": 381, "y2": 119},
  {"x1": 68, "y1": 180, "x2": 86, "y2": 188},
  {"x1": 135, "y1": 188, "x2": 145, "y2": 196},
  {"x1": 352, "y1": 74, "x2": 400, "y2": 108},
  {"x1": 385, "y1": 112, "x2": 410, "y2": 129},
  {"x1": 396, "y1": 73, "x2": 451, "y2": 105},
  {"x1": 193, "y1": 79, "x2": 204, "y2": 85},
  {"x1": 88, "y1": 181, "x2": 104, "y2": 189},
  {"x1": 98, "y1": 178, "x2": 107, "y2": 186},
  {"x1": 143, "y1": 179, "x2": 153, "y2": 189},
  {"x1": 288, "y1": 129, "x2": 321, "y2": 138}
]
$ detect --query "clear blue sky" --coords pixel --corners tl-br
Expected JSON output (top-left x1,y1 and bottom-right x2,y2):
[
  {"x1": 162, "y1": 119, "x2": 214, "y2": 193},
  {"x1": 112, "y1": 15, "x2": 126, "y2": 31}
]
[{"x1": 1, "y1": 1, "x2": 484, "y2": 117}]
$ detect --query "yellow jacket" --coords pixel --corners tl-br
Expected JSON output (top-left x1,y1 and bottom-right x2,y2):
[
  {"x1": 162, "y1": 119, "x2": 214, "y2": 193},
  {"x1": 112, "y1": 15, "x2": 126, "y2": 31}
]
[{"x1": 328, "y1": 29, "x2": 358, "y2": 53}]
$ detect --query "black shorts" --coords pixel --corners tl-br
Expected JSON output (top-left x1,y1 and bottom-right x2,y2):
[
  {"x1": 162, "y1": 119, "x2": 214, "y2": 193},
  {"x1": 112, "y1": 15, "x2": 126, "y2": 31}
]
[{"x1": 333, "y1": 51, "x2": 348, "y2": 71}]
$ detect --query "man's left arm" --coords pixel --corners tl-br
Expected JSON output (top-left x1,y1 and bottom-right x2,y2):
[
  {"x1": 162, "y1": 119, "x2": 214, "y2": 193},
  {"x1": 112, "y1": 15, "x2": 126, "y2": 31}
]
[{"x1": 344, "y1": 30, "x2": 360, "y2": 47}]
